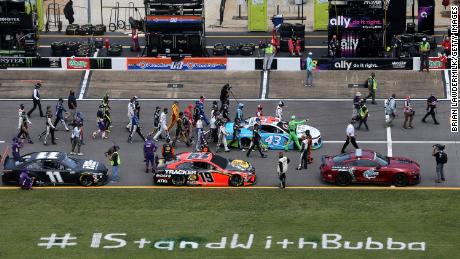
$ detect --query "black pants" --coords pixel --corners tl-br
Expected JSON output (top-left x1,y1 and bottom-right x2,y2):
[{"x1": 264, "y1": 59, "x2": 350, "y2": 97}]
[
  {"x1": 17, "y1": 128, "x2": 32, "y2": 142},
  {"x1": 279, "y1": 173, "x2": 286, "y2": 188},
  {"x1": 422, "y1": 107, "x2": 438, "y2": 123},
  {"x1": 420, "y1": 53, "x2": 429, "y2": 71},
  {"x1": 341, "y1": 136, "x2": 359, "y2": 153},
  {"x1": 358, "y1": 115, "x2": 369, "y2": 130},
  {"x1": 364, "y1": 89, "x2": 376, "y2": 104},
  {"x1": 246, "y1": 140, "x2": 264, "y2": 157},
  {"x1": 28, "y1": 99, "x2": 43, "y2": 117},
  {"x1": 129, "y1": 125, "x2": 145, "y2": 141},
  {"x1": 297, "y1": 150, "x2": 308, "y2": 170}
]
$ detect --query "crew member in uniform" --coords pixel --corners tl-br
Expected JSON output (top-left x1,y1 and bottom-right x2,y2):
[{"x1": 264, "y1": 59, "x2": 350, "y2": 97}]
[
  {"x1": 341, "y1": 121, "x2": 359, "y2": 153},
  {"x1": 275, "y1": 101, "x2": 284, "y2": 120},
  {"x1": 357, "y1": 101, "x2": 369, "y2": 131},
  {"x1": 152, "y1": 106, "x2": 161, "y2": 135},
  {"x1": 220, "y1": 83, "x2": 231, "y2": 112},
  {"x1": 246, "y1": 123, "x2": 266, "y2": 158},
  {"x1": 11, "y1": 137, "x2": 23, "y2": 161},
  {"x1": 128, "y1": 113, "x2": 146, "y2": 143},
  {"x1": 277, "y1": 152, "x2": 290, "y2": 188},
  {"x1": 229, "y1": 118, "x2": 244, "y2": 151},
  {"x1": 419, "y1": 37, "x2": 431, "y2": 72},
  {"x1": 54, "y1": 98, "x2": 69, "y2": 131},
  {"x1": 364, "y1": 73, "x2": 377, "y2": 104},
  {"x1": 422, "y1": 95, "x2": 439, "y2": 125},
  {"x1": 162, "y1": 138, "x2": 175, "y2": 162},
  {"x1": 144, "y1": 134, "x2": 157, "y2": 173}
]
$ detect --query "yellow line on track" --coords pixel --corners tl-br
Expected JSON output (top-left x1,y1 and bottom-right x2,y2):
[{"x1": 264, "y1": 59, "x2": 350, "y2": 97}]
[
  {"x1": 1, "y1": 186, "x2": 459, "y2": 190},
  {"x1": 38, "y1": 34, "x2": 328, "y2": 39}
]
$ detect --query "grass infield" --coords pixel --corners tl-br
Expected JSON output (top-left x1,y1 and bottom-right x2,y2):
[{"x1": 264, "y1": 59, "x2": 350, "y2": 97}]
[{"x1": 0, "y1": 189, "x2": 459, "y2": 258}]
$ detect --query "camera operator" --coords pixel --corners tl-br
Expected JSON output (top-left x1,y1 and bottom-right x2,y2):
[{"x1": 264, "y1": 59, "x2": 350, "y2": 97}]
[{"x1": 432, "y1": 144, "x2": 448, "y2": 183}]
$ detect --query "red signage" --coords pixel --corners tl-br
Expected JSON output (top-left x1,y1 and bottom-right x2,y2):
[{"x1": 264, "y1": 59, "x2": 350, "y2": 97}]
[{"x1": 66, "y1": 58, "x2": 90, "y2": 69}]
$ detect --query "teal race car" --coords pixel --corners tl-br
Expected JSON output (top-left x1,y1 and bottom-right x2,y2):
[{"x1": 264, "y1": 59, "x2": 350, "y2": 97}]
[{"x1": 225, "y1": 116, "x2": 322, "y2": 150}]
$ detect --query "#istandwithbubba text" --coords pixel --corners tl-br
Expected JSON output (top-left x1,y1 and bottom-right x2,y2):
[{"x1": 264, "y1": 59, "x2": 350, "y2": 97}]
[{"x1": 37, "y1": 233, "x2": 426, "y2": 251}]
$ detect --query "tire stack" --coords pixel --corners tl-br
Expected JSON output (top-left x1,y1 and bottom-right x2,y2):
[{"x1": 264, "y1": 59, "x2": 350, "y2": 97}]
[
  {"x1": 226, "y1": 44, "x2": 239, "y2": 55},
  {"x1": 293, "y1": 23, "x2": 305, "y2": 52},
  {"x1": 66, "y1": 24, "x2": 79, "y2": 35},
  {"x1": 93, "y1": 24, "x2": 106, "y2": 36},
  {"x1": 107, "y1": 43, "x2": 122, "y2": 57},
  {"x1": 78, "y1": 24, "x2": 94, "y2": 35},
  {"x1": 51, "y1": 41, "x2": 65, "y2": 56},
  {"x1": 64, "y1": 41, "x2": 80, "y2": 57},
  {"x1": 213, "y1": 43, "x2": 226, "y2": 56},
  {"x1": 279, "y1": 23, "x2": 292, "y2": 52},
  {"x1": 239, "y1": 43, "x2": 254, "y2": 56}
]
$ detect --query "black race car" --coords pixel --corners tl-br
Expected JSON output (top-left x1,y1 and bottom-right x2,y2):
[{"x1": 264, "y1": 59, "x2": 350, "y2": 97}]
[{"x1": 2, "y1": 151, "x2": 109, "y2": 187}]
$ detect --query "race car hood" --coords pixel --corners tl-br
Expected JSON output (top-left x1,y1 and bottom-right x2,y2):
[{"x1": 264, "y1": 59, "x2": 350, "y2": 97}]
[
  {"x1": 296, "y1": 125, "x2": 321, "y2": 139},
  {"x1": 388, "y1": 157, "x2": 420, "y2": 171},
  {"x1": 226, "y1": 159, "x2": 254, "y2": 173},
  {"x1": 76, "y1": 159, "x2": 108, "y2": 173}
]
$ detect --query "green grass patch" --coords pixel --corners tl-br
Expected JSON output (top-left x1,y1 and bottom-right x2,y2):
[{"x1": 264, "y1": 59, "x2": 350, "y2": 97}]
[{"x1": 0, "y1": 189, "x2": 459, "y2": 258}]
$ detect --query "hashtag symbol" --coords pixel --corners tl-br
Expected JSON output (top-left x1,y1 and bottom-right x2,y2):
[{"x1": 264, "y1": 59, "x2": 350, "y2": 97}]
[{"x1": 37, "y1": 233, "x2": 77, "y2": 249}]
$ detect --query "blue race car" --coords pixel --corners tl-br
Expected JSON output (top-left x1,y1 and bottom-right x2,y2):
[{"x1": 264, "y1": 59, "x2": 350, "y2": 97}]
[{"x1": 225, "y1": 116, "x2": 322, "y2": 150}]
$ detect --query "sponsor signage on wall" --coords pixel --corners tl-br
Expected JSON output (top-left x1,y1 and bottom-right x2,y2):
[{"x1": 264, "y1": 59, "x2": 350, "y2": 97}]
[
  {"x1": 66, "y1": 58, "x2": 90, "y2": 69},
  {"x1": 429, "y1": 56, "x2": 447, "y2": 70},
  {"x1": 305, "y1": 58, "x2": 413, "y2": 70},
  {"x1": 0, "y1": 57, "x2": 61, "y2": 68},
  {"x1": 126, "y1": 58, "x2": 227, "y2": 70}
]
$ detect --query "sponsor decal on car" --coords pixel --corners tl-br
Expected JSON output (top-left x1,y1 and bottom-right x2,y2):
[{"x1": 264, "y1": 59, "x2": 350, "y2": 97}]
[
  {"x1": 164, "y1": 169, "x2": 197, "y2": 175},
  {"x1": 230, "y1": 160, "x2": 250, "y2": 170},
  {"x1": 363, "y1": 169, "x2": 380, "y2": 179}
]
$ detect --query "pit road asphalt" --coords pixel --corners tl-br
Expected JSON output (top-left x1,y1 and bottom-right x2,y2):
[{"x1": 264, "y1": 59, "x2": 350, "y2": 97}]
[{"x1": 0, "y1": 99, "x2": 458, "y2": 187}]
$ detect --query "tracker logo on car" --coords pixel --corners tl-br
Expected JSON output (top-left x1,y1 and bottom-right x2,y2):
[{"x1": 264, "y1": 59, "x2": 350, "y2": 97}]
[{"x1": 165, "y1": 169, "x2": 196, "y2": 175}]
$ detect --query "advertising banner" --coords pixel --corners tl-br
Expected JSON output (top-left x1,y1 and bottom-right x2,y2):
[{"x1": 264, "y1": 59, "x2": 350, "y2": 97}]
[
  {"x1": 429, "y1": 57, "x2": 447, "y2": 70},
  {"x1": 305, "y1": 58, "x2": 413, "y2": 70},
  {"x1": 417, "y1": 0, "x2": 435, "y2": 34},
  {"x1": 126, "y1": 58, "x2": 227, "y2": 70},
  {"x1": 66, "y1": 58, "x2": 90, "y2": 69},
  {"x1": 329, "y1": 16, "x2": 384, "y2": 30},
  {"x1": 90, "y1": 58, "x2": 112, "y2": 69},
  {"x1": 0, "y1": 57, "x2": 61, "y2": 68}
]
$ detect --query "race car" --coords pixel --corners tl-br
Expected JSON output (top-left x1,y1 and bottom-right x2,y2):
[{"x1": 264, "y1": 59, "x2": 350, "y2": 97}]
[
  {"x1": 153, "y1": 152, "x2": 256, "y2": 187},
  {"x1": 2, "y1": 151, "x2": 109, "y2": 187},
  {"x1": 320, "y1": 149, "x2": 420, "y2": 187},
  {"x1": 225, "y1": 116, "x2": 322, "y2": 150}
]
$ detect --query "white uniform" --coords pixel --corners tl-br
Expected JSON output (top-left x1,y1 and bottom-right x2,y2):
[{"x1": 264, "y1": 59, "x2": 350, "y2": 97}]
[
  {"x1": 154, "y1": 112, "x2": 169, "y2": 140},
  {"x1": 217, "y1": 124, "x2": 229, "y2": 152},
  {"x1": 195, "y1": 119, "x2": 203, "y2": 151},
  {"x1": 275, "y1": 105, "x2": 283, "y2": 120},
  {"x1": 126, "y1": 101, "x2": 135, "y2": 129}
]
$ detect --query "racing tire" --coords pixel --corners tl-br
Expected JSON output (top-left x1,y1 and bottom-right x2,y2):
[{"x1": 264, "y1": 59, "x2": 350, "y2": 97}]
[
  {"x1": 93, "y1": 24, "x2": 106, "y2": 36},
  {"x1": 279, "y1": 38, "x2": 290, "y2": 52},
  {"x1": 213, "y1": 43, "x2": 226, "y2": 56},
  {"x1": 226, "y1": 44, "x2": 239, "y2": 55},
  {"x1": 293, "y1": 23, "x2": 305, "y2": 32},
  {"x1": 107, "y1": 47, "x2": 122, "y2": 57},
  {"x1": 79, "y1": 174, "x2": 94, "y2": 187},
  {"x1": 229, "y1": 175, "x2": 243, "y2": 187},
  {"x1": 108, "y1": 23, "x2": 117, "y2": 32},
  {"x1": 279, "y1": 23, "x2": 292, "y2": 32},
  {"x1": 239, "y1": 45, "x2": 253, "y2": 56},
  {"x1": 413, "y1": 33, "x2": 425, "y2": 43},
  {"x1": 171, "y1": 175, "x2": 187, "y2": 186},
  {"x1": 96, "y1": 175, "x2": 109, "y2": 186},
  {"x1": 240, "y1": 138, "x2": 251, "y2": 149},
  {"x1": 335, "y1": 172, "x2": 352, "y2": 186},
  {"x1": 294, "y1": 30, "x2": 305, "y2": 38},
  {"x1": 392, "y1": 173, "x2": 408, "y2": 187}
]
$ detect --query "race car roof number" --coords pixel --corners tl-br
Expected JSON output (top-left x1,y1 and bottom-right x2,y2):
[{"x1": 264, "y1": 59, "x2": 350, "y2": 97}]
[{"x1": 36, "y1": 152, "x2": 60, "y2": 160}]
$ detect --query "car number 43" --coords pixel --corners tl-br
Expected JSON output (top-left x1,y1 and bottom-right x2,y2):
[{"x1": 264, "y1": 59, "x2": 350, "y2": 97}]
[
  {"x1": 265, "y1": 135, "x2": 282, "y2": 146},
  {"x1": 46, "y1": 171, "x2": 64, "y2": 183}
]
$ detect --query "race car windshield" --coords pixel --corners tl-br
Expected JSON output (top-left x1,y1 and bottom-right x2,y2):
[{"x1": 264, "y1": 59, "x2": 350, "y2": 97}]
[
  {"x1": 210, "y1": 155, "x2": 228, "y2": 169},
  {"x1": 375, "y1": 153, "x2": 389, "y2": 166},
  {"x1": 62, "y1": 157, "x2": 78, "y2": 168}
]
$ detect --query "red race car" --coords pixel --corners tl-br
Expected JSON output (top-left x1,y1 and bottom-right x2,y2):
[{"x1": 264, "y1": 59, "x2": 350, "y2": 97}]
[
  {"x1": 320, "y1": 149, "x2": 420, "y2": 187},
  {"x1": 153, "y1": 152, "x2": 256, "y2": 187}
]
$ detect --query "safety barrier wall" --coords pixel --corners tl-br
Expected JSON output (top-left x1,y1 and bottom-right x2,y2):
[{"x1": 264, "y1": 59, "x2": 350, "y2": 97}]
[{"x1": 0, "y1": 57, "x2": 448, "y2": 71}]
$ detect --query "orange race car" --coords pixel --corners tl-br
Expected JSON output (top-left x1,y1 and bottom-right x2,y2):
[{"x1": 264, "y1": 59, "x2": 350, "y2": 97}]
[{"x1": 153, "y1": 152, "x2": 256, "y2": 187}]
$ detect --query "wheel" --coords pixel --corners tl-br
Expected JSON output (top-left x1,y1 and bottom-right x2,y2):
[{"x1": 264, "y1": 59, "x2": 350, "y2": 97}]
[
  {"x1": 413, "y1": 33, "x2": 425, "y2": 43},
  {"x1": 226, "y1": 45, "x2": 239, "y2": 55},
  {"x1": 239, "y1": 46, "x2": 253, "y2": 56},
  {"x1": 108, "y1": 23, "x2": 117, "y2": 32},
  {"x1": 229, "y1": 175, "x2": 243, "y2": 187},
  {"x1": 213, "y1": 43, "x2": 226, "y2": 56},
  {"x1": 107, "y1": 47, "x2": 122, "y2": 57},
  {"x1": 93, "y1": 25, "x2": 106, "y2": 35},
  {"x1": 279, "y1": 23, "x2": 292, "y2": 32},
  {"x1": 96, "y1": 175, "x2": 109, "y2": 186},
  {"x1": 293, "y1": 23, "x2": 305, "y2": 32},
  {"x1": 294, "y1": 30, "x2": 305, "y2": 38},
  {"x1": 117, "y1": 20, "x2": 126, "y2": 30},
  {"x1": 279, "y1": 38, "x2": 290, "y2": 52},
  {"x1": 240, "y1": 138, "x2": 251, "y2": 149},
  {"x1": 79, "y1": 174, "x2": 94, "y2": 187},
  {"x1": 392, "y1": 173, "x2": 408, "y2": 187},
  {"x1": 51, "y1": 41, "x2": 65, "y2": 51},
  {"x1": 171, "y1": 175, "x2": 186, "y2": 186},
  {"x1": 335, "y1": 172, "x2": 352, "y2": 186}
]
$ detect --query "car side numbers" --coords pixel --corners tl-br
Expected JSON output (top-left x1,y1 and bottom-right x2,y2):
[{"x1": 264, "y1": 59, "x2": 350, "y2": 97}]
[
  {"x1": 46, "y1": 171, "x2": 64, "y2": 183},
  {"x1": 265, "y1": 135, "x2": 282, "y2": 146},
  {"x1": 187, "y1": 153, "x2": 210, "y2": 160},
  {"x1": 199, "y1": 172, "x2": 214, "y2": 182}
]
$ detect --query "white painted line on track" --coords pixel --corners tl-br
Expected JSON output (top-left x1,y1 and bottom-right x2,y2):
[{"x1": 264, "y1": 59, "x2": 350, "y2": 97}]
[
  {"x1": 78, "y1": 50, "x2": 98, "y2": 100},
  {"x1": 323, "y1": 140, "x2": 459, "y2": 144},
  {"x1": 386, "y1": 125, "x2": 393, "y2": 157},
  {"x1": 0, "y1": 141, "x2": 5, "y2": 143},
  {"x1": 261, "y1": 70, "x2": 268, "y2": 100},
  {"x1": 445, "y1": 69, "x2": 451, "y2": 99}
]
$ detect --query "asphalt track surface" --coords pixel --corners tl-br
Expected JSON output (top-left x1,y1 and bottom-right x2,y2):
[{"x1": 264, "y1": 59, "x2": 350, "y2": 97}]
[{"x1": 0, "y1": 99, "x2": 458, "y2": 188}]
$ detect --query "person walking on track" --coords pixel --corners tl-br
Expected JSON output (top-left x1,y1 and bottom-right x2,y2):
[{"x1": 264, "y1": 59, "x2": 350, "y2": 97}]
[
  {"x1": 341, "y1": 121, "x2": 359, "y2": 153},
  {"x1": 364, "y1": 73, "x2": 377, "y2": 105},
  {"x1": 277, "y1": 152, "x2": 290, "y2": 188},
  {"x1": 27, "y1": 83, "x2": 44, "y2": 118}
]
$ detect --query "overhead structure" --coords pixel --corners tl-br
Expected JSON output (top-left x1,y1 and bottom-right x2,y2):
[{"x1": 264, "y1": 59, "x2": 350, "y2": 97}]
[{"x1": 143, "y1": 0, "x2": 205, "y2": 57}]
